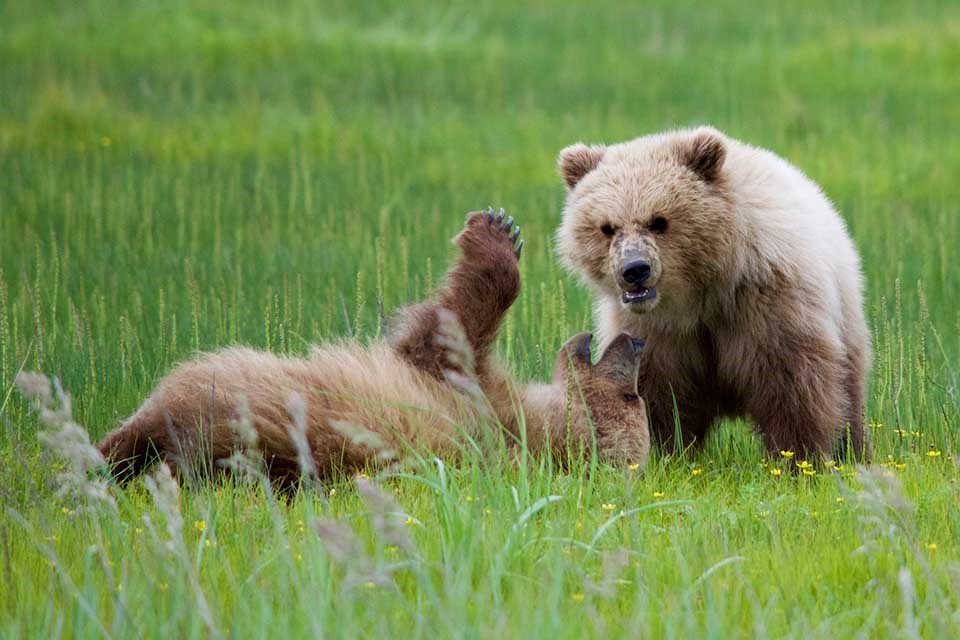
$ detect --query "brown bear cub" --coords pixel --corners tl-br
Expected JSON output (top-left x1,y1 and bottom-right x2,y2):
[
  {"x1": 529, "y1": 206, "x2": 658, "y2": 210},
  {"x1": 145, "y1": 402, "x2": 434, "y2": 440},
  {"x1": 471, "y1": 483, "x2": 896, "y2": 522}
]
[
  {"x1": 557, "y1": 127, "x2": 870, "y2": 461},
  {"x1": 98, "y1": 209, "x2": 650, "y2": 485}
]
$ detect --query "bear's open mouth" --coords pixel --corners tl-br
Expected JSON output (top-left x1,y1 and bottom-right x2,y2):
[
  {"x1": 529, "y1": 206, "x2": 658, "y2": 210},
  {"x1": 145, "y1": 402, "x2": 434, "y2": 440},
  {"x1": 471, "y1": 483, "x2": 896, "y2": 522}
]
[{"x1": 621, "y1": 287, "x2": 657, "y2": 305}]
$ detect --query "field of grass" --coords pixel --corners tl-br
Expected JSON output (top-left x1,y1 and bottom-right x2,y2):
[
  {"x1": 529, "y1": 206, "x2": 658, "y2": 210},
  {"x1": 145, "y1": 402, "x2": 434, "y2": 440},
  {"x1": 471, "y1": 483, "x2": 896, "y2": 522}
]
[{"x1": 2, "y1": 0, "x2": 959, "y2": 637}]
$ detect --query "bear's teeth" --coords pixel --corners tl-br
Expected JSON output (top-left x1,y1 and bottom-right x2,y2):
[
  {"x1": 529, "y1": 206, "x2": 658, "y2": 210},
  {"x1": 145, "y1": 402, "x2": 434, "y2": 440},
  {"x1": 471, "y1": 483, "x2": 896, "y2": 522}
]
[{"x1": 622, "y1": 287, "x2": 657, "y2": 303}]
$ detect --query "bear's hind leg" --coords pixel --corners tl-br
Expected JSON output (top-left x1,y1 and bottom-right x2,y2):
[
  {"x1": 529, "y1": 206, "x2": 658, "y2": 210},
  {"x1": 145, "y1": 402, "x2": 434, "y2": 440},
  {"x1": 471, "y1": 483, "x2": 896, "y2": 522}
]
[
  {"x1": 99, "y1": 406, "x2": 186, "y2": 483},
  {"x1": 390, "y1": 208, "x2": 523, "y2": 379}
]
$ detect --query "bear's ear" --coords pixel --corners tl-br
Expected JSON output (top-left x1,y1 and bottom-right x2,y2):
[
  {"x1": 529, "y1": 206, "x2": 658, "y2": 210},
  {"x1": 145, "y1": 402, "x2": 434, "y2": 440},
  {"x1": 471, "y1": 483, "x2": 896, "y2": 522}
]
[
  {"x1": 558, "y1": 143, "x2": 606, "y2": 189},
  {"x1": 677, "y1": 128, "x2": 726, "y2": 182}
]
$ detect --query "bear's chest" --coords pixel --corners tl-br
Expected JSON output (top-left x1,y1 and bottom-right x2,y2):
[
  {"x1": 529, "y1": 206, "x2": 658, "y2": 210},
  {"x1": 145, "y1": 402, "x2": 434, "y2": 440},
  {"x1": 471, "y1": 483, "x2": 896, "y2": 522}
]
[{"x1": 680, "y1": 326, "x2": 745, "y2": 417}]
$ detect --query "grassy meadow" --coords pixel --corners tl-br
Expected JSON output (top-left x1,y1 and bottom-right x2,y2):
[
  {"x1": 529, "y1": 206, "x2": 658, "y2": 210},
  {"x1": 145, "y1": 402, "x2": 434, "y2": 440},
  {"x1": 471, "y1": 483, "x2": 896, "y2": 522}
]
[{"x1": 2, "y1": 0, "x2": 960, "y2": 637}]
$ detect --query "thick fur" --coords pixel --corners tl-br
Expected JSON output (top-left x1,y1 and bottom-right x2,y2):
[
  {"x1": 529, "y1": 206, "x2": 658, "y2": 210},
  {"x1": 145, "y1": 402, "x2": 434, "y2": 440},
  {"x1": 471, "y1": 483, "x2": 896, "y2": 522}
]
[
  {"x1": 98, "y1": 211, "x2": 649, "y2": 485},
  {"x1": 556, "y1": 127, "x2": 870, "y2": 460}
]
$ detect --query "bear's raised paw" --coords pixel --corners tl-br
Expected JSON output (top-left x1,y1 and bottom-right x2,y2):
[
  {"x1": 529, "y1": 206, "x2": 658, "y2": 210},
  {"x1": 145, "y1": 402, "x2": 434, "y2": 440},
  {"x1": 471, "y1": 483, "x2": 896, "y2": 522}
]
[{"x1": 457, "y1": 207, "x2": 523, "y2": 264}]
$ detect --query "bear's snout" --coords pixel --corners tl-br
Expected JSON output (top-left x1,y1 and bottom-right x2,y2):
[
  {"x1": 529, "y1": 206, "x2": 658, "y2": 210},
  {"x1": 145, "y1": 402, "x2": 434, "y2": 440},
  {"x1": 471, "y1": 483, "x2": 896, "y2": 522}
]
[
  {"x1": 620, "y1": 259, "x2": 651, "y2": 286},
  {"x1": 612, "y1": 243, "x2": 661, "y2": 311}
]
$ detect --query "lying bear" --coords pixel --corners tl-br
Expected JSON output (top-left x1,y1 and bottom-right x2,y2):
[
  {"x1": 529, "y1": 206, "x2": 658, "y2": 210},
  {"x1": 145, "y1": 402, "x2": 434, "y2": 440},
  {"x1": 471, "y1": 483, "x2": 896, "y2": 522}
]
[{"x1": 98, "y1": 210, "x2": 650, "y2": 485}]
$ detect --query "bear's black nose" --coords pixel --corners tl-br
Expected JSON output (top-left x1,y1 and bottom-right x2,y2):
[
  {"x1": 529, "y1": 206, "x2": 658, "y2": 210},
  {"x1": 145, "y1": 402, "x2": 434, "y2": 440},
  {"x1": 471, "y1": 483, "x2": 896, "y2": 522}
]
[{"x1": 621, "y1": 260, "x2": 651, "y2": 285}]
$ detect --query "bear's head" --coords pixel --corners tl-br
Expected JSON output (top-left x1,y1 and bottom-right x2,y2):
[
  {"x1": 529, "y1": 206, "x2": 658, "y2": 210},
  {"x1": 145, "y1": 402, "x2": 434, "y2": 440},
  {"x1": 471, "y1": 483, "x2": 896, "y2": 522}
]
[
  {"x1": 556, "y1": 127, "x2": 736, "y2": 317},
  {"x1": 554, "y1": 332, "x2": 649, "y2": 467}
]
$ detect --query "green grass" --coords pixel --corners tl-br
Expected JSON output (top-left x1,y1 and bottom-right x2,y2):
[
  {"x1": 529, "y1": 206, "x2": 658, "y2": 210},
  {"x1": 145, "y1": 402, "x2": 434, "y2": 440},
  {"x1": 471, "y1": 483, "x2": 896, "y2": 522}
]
[{"x1": 2, "y1": 0, "x2": 960, "y2": 637}]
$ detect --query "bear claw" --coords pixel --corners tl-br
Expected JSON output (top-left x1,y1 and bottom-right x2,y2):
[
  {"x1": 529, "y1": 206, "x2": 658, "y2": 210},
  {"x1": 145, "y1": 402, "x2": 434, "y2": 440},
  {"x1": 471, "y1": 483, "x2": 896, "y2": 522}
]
[{"x1": 475, "y1": 207, "x2": 523, "y2": 259}]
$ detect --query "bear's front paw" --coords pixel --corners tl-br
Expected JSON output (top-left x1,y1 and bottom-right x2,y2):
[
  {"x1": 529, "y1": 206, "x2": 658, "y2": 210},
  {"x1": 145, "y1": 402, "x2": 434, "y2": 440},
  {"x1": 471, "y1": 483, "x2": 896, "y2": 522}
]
[{"x1": 457, "y1": 207, "x2": 524, "y2": 264}]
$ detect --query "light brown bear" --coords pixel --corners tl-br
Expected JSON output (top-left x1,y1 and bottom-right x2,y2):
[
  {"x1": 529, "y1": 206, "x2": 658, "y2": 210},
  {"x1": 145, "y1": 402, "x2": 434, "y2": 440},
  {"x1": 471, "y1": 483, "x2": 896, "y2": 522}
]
[
  {"x1": 556, "y1": 127, "x2": 870, "y2": 460},
  {"x1": 98, "y1": 210, "x2": 649, "y2": 486}
]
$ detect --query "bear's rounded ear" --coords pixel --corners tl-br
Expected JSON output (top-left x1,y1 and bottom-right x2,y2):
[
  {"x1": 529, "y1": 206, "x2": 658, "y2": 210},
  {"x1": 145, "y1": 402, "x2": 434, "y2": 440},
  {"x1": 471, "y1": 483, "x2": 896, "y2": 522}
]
[
  {"x1": 677, "y1": 128, "x2": 726, "y2": 182},
  {"x1": 558, "y1": 143, "x2": 606, "y2": 189}
]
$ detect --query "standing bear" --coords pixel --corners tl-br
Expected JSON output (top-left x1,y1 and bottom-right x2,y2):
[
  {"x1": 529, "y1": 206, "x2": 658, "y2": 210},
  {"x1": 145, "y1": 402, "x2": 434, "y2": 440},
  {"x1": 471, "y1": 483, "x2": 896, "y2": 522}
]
[
  {"x1": 556, "y1": 127, "x2": 870, "y2": 460},
  {"x1": 97, "y1": 209, "x2": 650, "y2": 486}
]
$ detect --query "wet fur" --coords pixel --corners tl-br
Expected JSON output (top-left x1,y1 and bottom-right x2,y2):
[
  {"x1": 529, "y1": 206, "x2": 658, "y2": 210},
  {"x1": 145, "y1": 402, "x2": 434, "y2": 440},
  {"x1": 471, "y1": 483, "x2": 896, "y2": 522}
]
[{"x1": 98, "y1": 211, "x2": 649, "y2": 485}]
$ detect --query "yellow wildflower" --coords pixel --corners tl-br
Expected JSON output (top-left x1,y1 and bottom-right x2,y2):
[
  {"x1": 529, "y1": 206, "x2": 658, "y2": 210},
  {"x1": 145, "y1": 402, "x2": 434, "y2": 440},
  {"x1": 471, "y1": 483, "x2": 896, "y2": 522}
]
[
  {"x1": 796, "y1": 460, "x2": 812, "y2": 470},
  {"x1": 895, "y1": 463, "x2": 907, "y2": 470},
  {"x1": 365, "y1": 581, "x2": 376, "y2": 589},
  {"x1": 835, "y1": 497, "x2": 845, "y2": 504},
  {"x1": 770, "y1": 468, "x2": 782, "y2": 477},
  {"x1": 194, "y1": 520, "x2": 206, "y2": 532},
  {"x1": 926, "y1": 450, "x2": 942, "y2": 458},
  {"x1": 601, "y1": 503, "x2": 617, "y2": 512},
  {"x1": 926, "y1": 543, "x2": 938, "y2": 551},
  {"x1": 572, "y1": 593, "x2": 585, "y2": 602},
  {"x1": 628, "y1": 463, "x2": 640, "y2": 472},
  {"x1": 652, "y1": 491, "x2": 665, "y2": 498},
  {"x1": 780, "y1": 450, "x2": 794, "y2": 459},
  {"x1": 691, "y1": 468, "x2": 703, "y2": 476},
  {"x1": 869, "y1": 421, "x2": 884, "y2": 429},
  {"x1": 802, "y1": 468, "x2": 817, "y2": 476}
]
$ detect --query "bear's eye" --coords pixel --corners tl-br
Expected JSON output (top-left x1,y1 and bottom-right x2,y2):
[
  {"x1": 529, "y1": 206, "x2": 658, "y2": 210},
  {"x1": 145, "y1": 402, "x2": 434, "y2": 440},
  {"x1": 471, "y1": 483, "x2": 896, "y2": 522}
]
[
  {"x1": 649, "y1": 216, "x2": 669, "y2": 234},
  {"x1": 622, "y1": 393, "x2": 639, "y2": 403},
  {"x1": 600, "y1": 223, "x2": 617, "y2": 237}
]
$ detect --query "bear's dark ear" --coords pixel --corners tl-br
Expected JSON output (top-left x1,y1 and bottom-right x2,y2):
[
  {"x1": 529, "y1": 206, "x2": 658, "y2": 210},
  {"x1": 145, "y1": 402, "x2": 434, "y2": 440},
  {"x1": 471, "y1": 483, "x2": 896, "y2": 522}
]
[
  {"x1": 677, "y1": 128, "x2": 726, "y2": 182},
  {"x1": 558, "y1": 143, "x2": 606, "y2": 189}
]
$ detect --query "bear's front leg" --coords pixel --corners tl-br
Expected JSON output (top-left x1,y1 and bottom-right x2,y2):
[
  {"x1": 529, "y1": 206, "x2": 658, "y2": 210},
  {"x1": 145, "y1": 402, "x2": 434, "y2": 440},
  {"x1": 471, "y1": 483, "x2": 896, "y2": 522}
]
[
  {"x1": 390, "y1": 208, "x2": 522, "y2": 380},
  {"x1": 745, "y1": 332, "x2": 845, "y2": 460},
  {"x1": 637, "y1": 344, "x2": 716, "y2": 452}
]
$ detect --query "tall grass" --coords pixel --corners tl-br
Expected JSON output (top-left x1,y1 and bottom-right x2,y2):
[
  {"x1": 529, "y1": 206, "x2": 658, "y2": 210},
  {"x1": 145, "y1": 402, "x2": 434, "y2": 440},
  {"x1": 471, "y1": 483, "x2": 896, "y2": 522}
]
[{"x1": 1, "y1": 0, "x2": 959, "y2": 637}]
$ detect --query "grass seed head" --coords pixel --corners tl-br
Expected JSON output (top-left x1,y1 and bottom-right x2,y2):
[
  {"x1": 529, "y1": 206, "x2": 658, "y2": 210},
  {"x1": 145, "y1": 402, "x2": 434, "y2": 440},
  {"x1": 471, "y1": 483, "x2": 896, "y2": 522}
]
[{"x1": 17, "y1": 371, "x2": 115, "y2": 512}]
